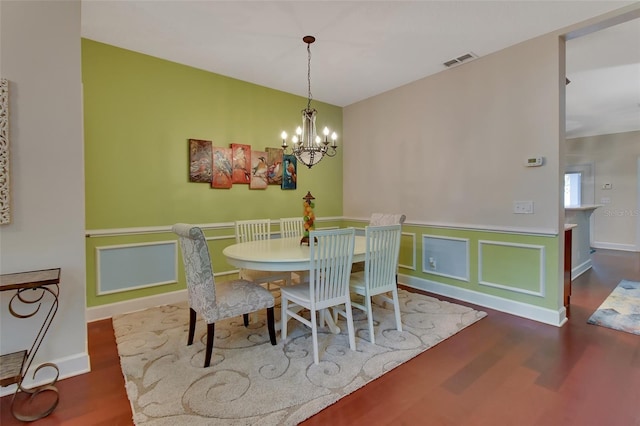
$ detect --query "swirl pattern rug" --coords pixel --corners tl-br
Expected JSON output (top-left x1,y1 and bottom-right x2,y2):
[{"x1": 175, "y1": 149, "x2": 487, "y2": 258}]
[{"x1": 113, "y1": 289, "x2": 486, "y2": 425}]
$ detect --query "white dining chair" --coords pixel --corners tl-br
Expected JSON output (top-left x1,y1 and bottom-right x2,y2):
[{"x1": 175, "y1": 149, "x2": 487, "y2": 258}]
[
  {"x1": 352, "y1": 213, "x2": 405, "y2": 275},
  {"x1": 234, "y1": 219, "x2": 292, "y2": 290},
  {"x1": 279, "y1": 217, "x2": 308, "y2": 283},
  {"x1": 172, "y1": 223, "x2": 277, "y2": 367},
  {"x1": 347, "y1": 224, "x2": 402, "y2": 344},
  {"x1": 280, "y1": 227, "x2": 357, "y2": 365},
  {"x1": 279, "y1": 217, "x2": 305, "y2": 239}
]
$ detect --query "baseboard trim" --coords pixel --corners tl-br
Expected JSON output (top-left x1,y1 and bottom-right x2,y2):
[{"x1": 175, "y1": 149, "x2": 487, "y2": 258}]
[
  {"x1": 0, "y1": 352, "x2": 90, "y2": 397},
  {"x1": 399, "y1": 274, "x2": 566, "y2": 327},
  {"x1": 592, "y1": 241, "x2": 638, "y2": 252},
  {"x1": 86, "y1": 289, "x2": 188, "y2": 322},
  {"x1": 571, "y1": 259, "x2": 592, "y2": 280}
]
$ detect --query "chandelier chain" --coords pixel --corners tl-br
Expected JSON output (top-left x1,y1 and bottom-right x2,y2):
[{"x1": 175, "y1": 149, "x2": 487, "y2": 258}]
[{"x1": 307, "y1": 42, "x2": 313, "y2": 110}]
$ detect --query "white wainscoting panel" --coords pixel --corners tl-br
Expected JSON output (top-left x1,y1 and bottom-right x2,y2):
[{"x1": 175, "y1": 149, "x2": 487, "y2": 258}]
[
  {"x1": 478, "y1": 240, "x2": 546, "y2": 297},
  {"x1": 422, "y1": 234, "x2": 469, "y2": 281},
  {"x1": 399, "y1": 232, "x2": 417, "y2": 271},
  {"x1": 96, "y1": 241, "x2": 177, "y2": 295}
]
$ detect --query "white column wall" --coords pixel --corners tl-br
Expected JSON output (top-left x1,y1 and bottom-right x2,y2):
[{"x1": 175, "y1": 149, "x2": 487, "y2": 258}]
[{"x1": 0, "y1": 0, "x2": 88, "y2": 392}]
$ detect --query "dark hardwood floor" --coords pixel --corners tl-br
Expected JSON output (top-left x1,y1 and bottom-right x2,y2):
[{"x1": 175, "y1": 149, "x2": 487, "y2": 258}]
[{"x1": 2, "y1": 249, "x2": 639, "y2": 425}]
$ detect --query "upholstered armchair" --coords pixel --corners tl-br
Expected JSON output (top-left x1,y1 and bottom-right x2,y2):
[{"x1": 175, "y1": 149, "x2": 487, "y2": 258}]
[{"x1": 172, "y1": 223, "x2": 277, "y2": 367}]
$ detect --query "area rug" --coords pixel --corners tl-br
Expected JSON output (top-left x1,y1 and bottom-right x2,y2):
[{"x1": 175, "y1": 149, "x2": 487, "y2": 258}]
[
  {"x1": 113, "y1": 289, "x2": 486, "y2": 425},
  {"x1": 587, "y1": 280, "x2": 640, "y2": 335}
]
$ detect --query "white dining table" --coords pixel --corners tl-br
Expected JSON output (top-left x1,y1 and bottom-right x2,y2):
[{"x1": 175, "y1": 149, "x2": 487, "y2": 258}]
[
  {"x1": 223, "y1": 235, "x2": 366, "y2": 334},
  {"x1": 222, "y1": 236, "x2": 366, "y2": 272}
]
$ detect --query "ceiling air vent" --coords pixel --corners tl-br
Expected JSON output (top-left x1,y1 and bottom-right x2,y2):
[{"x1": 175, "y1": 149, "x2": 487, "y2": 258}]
[{"x1": 443, "y1": 52, "x2": 478, "y2": 68}]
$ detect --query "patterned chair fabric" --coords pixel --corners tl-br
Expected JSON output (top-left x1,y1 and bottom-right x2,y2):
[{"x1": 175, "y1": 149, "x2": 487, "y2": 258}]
[
  {"x1": 369, "y1": 213, "x2": 406, "y2": 226},
  {"x1": 172, "y1": 223, "x2": 276, "y2": 367}
]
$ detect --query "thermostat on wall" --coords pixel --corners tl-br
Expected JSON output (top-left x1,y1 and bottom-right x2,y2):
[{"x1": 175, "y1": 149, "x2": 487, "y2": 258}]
[{"x1": 525, "y1": 157, "x2": 544, "y2": 167}]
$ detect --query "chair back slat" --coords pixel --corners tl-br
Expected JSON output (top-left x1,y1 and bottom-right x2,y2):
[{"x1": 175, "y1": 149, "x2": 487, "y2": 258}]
[
  {"x1": 280, "y1": 217, "x2": 305, "y2": 238},
  {"x1": 309, "y1": 228, "x2": 355, "y2": 307},
  {"x1": 365, "y1": 224, "x2": 402, "y2": 293},
  {"x1": 172, "y1": 223, "x2": 217, "y2": 313},
  {"x1": 235, "y1": 219, "x2": 271, "y2": 243}
]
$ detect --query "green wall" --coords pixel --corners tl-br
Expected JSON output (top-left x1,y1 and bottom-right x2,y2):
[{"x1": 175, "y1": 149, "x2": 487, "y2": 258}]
[
  {"x1": 82, "y1": 39, "x2": 343, "y2": 306},
  {"x1": 82, "y1": 39, "x2": 343, "y2": 229}
]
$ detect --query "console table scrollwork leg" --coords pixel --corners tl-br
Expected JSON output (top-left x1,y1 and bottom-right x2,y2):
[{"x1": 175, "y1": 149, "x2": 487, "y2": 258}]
[
  {"x1": 6, "y1": 284, "x2": 60, "y2": 421},
  {"x1": 12, "y1": 369, "x2": 60, "y2": 421}
]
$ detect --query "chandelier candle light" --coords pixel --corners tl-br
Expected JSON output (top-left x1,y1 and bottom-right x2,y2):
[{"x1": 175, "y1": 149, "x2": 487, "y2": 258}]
[{"x1": 281, "y1": 36, "x2": 338, "y2": 169}]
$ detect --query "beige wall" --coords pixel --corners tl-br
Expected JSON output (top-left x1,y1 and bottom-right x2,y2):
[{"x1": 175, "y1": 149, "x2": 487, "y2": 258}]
[
  {"x1": 566, "y1": 130, "x2": 640, "y2": 251},
  {"x1": 0, "y1": 0, "x2": 88, "y2": 393},
  {"x1": 343, "y1": 33, "x2": 563, "y2": 235}
]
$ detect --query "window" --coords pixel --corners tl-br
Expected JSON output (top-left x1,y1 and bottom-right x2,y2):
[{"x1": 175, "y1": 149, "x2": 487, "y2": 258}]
[{"x1": 564, "y1": 172, "x2": 582, "y2": 207}]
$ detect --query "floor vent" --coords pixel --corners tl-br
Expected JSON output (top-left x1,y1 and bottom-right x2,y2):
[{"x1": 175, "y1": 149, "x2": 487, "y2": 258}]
[{"x1": 443, "y1": 52, "x2": 478, "y2": 68}]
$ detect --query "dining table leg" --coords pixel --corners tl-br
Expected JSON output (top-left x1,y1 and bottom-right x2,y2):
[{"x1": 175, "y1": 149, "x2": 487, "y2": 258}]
[{"x1": 319, "y1": 309, "x2": 340, "y2": 334}]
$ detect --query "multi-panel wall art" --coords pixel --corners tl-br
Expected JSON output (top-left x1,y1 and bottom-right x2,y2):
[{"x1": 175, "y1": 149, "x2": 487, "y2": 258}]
[{"x1": 188, "y1": 138, "x2": 296, "y2": 190}]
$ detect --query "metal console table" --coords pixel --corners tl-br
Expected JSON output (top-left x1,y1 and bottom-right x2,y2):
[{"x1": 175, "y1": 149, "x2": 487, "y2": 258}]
[{"x1": 0, "y1": 268, "x2": 60, "y2": 421}]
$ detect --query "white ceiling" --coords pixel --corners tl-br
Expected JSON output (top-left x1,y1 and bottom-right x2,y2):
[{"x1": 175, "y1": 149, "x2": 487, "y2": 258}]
[{"x1": 81, "y1": 1, "x2": 640, "y2": 139}]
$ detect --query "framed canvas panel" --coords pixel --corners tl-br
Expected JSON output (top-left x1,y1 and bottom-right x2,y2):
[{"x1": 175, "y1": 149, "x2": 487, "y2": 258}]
[
  {"x1": 212, "y1": 146, "x2": 232, "y2": 189},
  {"x1": 266, "y1": 147, "x2": 283, "y2": 186},
  {"x1": 231, "y1": 143, "x2": 251, "y2": 184},
  {"x1": 0, "y1": 78, "x2": 9, "y2": 225},
  {"x1": 250, "y1": 150, "x2": 268, "y2": 189},
  {"x1": 188, "y1": 139, "x2": 212, "y2": 183},
  {"x1": 282, "y1": 154, "x2": 297, "y2": 190}
]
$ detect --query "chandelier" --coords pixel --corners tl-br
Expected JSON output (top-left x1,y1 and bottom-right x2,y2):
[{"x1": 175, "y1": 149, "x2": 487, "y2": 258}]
[{"x1": 281, "y1": 35, "x2": 337, "y2": 169}]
